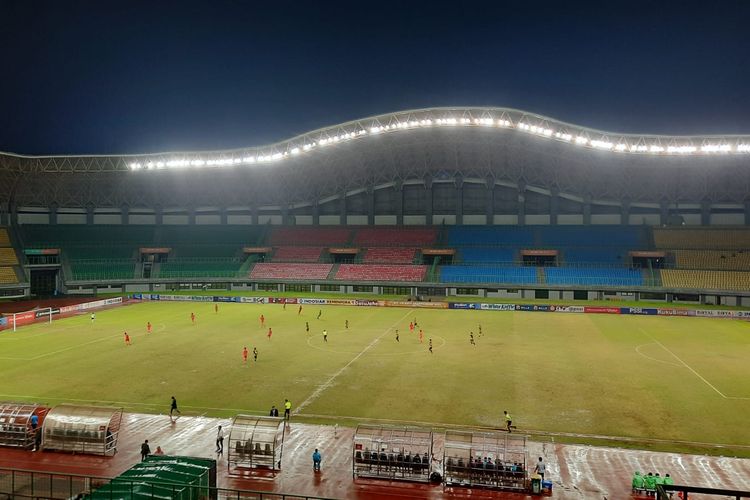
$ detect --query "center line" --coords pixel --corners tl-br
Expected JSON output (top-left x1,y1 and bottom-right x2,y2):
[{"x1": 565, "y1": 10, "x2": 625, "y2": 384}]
[{"x1": 294, "y1": 309, "x2": 414, "y2": 415}]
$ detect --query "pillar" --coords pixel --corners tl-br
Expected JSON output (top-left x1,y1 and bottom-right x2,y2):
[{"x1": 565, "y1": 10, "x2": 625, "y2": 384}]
[
  {"x1": 701, "y1": 200, "x2": 711, "y2": 226},
  {"x1": 251, "y1": 205, "x2": 259, "y2": 226},
  {"x1": 155, "y1": 205, "x2": 163, "y2": 225},
  {"x1": 621, "y1": 198, "x2": 630, "y2": 226},
  {"x1": 187, "y1": 206, "x2": 196, "y2": 225},
  {"x1": 367, "y1": 185, "x2": 375, "y2": 226},
  {"x1": 517, "y1": 181, "x2": 526, "y2": 226},
  {"x1": 659, "y1": 199, "x2": 669, "y2": 226},
  {"x1": 550, "y1": 188, "x2": 559, "y2": 226},
  {"x1": 424, "y1": 175, "x2": 433, "y2": 225},
  {"x1": 582, "y1": 195, "x2": 591, "y2": 225},
  {"x1": 339, "y1": 192, "x2": 347, "y2": 225},
  {"x1": 485, "y1": 176, "x2": 495, "y2": 225},
  {"x1": 220, "y1": 207, "x2": 228, "y2": 225},
  {"x1": 120, "y1": 204, "x2": 130, "y2": 225},
  {"x1": 394, "y1": 182, "x2": 403, "y2": 225},
  {"x1": 50, "y1": 202, "x2": 58, "y2": 225},
  {"x1": 86, "y1": 204, "x2": 95, "y2": 225},
  {"x1": 281, "y1": 205, "x2": 290, "y2": 226},
  {"x1": 455, "y1": 175, "x2": 464, "y2": 226}
]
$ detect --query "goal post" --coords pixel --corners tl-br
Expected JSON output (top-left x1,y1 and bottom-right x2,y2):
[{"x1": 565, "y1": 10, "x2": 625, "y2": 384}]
[{"x1": 12, "y1": 307, "x2": 53, "y2": 332}]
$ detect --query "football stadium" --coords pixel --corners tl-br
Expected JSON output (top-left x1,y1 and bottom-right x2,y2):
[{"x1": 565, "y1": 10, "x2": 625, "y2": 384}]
[{"x1": 1, "y1": 107, "x2": 750, "y2": 498}]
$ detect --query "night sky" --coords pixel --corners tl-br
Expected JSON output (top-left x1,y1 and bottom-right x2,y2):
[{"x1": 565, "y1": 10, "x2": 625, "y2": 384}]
[{"x1": 1, "y1": 1, "x2": 749, "y2": 155}]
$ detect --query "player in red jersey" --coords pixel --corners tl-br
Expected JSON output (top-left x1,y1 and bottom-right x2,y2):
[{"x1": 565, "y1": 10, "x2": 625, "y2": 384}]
[
  {"x1": 191, "y1": 312, "x2": 196, "y2": 324},
  {"x1": 267, "y1": 327, "x2": 272, "y2": 340},
  {"x1": 409, "y1": 322, "x2": 414, "y2": 332},
  {"x1": 147, "y1": 321, "x2": 152, "y2": 333},
  {"x1": 242, "y1": 346, "x2": 248, "y2": 363},
  {"x1": 124, "y1": 332, "x2": 131, "y2": 346},
  {"x1": 419, "y1": 329, "x2": 424, "y2": 343},
  {"x1": 260, "y1": 314, "x2": 265, "y2": 326}
]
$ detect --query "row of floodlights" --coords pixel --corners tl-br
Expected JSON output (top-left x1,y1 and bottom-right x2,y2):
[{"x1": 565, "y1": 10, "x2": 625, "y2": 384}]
[{"x1": 128, "y1": 118, "x2": 750, "y2": 170}]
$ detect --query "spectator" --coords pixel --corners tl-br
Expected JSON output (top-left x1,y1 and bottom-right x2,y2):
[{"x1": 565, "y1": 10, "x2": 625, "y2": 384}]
[
  {"x1": 270, "y1": 405, "x2": 279, "y2": 417},
  {"x1": 644, "y1": 472, "x2": 657, "y2": 493},
  {"x1": 141, "y1": 439, "x2": 151, "y2": 461},
  {"x1": 30, "y1": 414, "x2": 39, "y2": 430},
  {"x1": 664, "y1": 474, "x2": 675, "y2": 498},
  {"x1": 154, "y1": 446, "x2": 165, "y2": 455},
  {"x1": 216, "y1": 425, "x2": 224, "y2": 454},
  {"x1": 534, "y1": 456, "x2": 546, "y2": 480}
]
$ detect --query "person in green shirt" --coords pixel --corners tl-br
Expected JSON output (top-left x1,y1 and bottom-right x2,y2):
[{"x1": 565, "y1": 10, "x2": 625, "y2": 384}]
[
  {"x1": 663, "y1": 474, "x2": 675, "y2": 498},
  {"x1": 644, "y1": 472, "x2": 657, "y2": 492},
  {"x1": 632, "y1": 471, "x2": 645, "y2": 492}
]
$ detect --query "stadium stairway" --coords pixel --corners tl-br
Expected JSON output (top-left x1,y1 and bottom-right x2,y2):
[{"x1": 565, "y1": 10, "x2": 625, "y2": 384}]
[
  {"x1": 327, "y1": 263, "x2": 340, "y2": 280},
  {"x1": 537, "y1": 267, "x2": 546, "y2": 284}
]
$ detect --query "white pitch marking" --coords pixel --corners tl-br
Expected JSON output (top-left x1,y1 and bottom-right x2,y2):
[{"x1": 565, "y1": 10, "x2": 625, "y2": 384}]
[
  {"x1": 638, "y1": 328, "x2": 750, "y2": 400},
  {"x1": 294, "y1": 309, "x2": 414, "y2": 415},
  {"x1": 634, "y1": 342, "x2": 682, "y2": 367}
]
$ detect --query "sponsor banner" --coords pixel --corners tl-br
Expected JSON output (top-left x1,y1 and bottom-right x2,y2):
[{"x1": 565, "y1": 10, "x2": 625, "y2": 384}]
[
  {"x1": 354, "y1": 300, "x2": 380, "y2": 307},
  {"x1": 479, "y1": 303, "x2": 516, "y2": 311},
  {"x1": 520, "y1": 249, "x2": 558, "y2": 256},
  {"x1": 693, "y1": 309, "x2": 738, "y2": 318},
  {"x1": 35, "y1": 308, "x2": 61, "y2": 318},
  {"x1": 449, "y1": 302, "x2": 482, "y2": 310},
  {"x1": 551, "y1": 305, "x2": 585, "y2": 313},
  {"x1": 735, "y1": 310, "x2": 750, "y2": 319},
  {"x1": 583, "y1": 306, "x2": 621, "y2": 314},
  {"x1": 215, "y1": 296, "x2": 241, "y2": 303},
  {"x1": 0, "y1": 317, "x2": 6, "y2": 328},
  {"x1": 656, "y1": 308, "x2": 691, "y2": 317},
  {"x1": 515, "y1": 304, "x2": 553, "y2": 312},
  {"x1": 268, "y1": 297, "x2": 298, "y2": 304},
  {"x1": 131, "y1": 293, "x2": 143, "y2": 300},
  {"x1": 323, "y1": 299, "x2": 356, "y2": 306},
  {"x1": 11, "y1": 311, "x2": 36, "y2": 326},
  {"x1": 240, "y1": 296, "x2": 267, "y2": 304},
  {"x1": 328, "y1": 248, "x2": 359, "y2": 254},
  {"x1": 298, "y1": 298, "x2": 328, "y2": 305},
  {"x1": 620, "y1": 307, "x2": 659, "y2": 316},
  {"x1": 384, "y1": 300, "x2": 448, "y2": 309},
  {"x1": 59, "y1": 297, "x2": 124, "y2": 314}
]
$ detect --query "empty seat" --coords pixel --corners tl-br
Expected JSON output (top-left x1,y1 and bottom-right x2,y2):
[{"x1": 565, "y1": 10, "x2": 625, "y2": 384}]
[
  {"x1": 335, "y1": 264, "x2": 427, "y2": 282},
  {"x1": 272, "y1": 246, "x2": 323, "y2": 262},
  {"x1": 250, "y1": 263, "x2": 333, "y2": 280}
]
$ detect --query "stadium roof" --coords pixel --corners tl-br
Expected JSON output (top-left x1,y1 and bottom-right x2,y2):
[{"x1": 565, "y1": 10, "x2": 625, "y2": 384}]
[{"x1": 2, "y1": 107, "x2": 750, "y2": 173}]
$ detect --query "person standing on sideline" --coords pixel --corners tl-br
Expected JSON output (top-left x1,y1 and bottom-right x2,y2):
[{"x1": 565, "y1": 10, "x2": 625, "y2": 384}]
[
  {"x1": 124, "y1": 331, "x2": 131, "y2": 346},
  {"x1": 284, "y1": 399, "x2": 292, "y2": 420},
  {"x1": 504, "y1": 411, "x2": 515, "y2": 432},
  {"x1": 534, "y1": 456, "x2": 546, "y2": 480},
  {"x1": 269, "y1": 405, "x2": 279, "y2": 417},
  {"x1": 323, "y1": 329, "x2": 328, "y2": 342},
  {"x1": 154, "y1": 446, "x2": 165, "y2": 455},
  {"x1": 30, "y1": 414, "x2": 39, "y2": 430},
  {"x1": 242, "y1": 346, "x2": 248, "y2": 363},
  {"x1": 170, "y1": 396, "x2": 181, "y2": 417},
  {"x1": 253, "y1": 347, "x2": 258, "y2": 362},
  {"x1": 216, "y1": 425, "x2": 224, "y2": 453},
  {"x1": 141, "y1": 439, "x2": 151, "y2": 461},
  {"x1": 312, "y1": 448, "x2": 322, "y2": 471}
]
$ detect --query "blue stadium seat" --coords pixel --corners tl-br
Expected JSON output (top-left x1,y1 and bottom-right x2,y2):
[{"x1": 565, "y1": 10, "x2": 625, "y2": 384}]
[
  {"x1": 545, "y1": 267, "x2": 643, "y2": 286},
  {"x1": 459, "y1": 248, "x2": 516, "y2": 263},
  {"x1": 440, "y1": 265, "x2": 538, "y2": 285},
  {"x1": 448, "y1": 227, "x2": 534, "y2": 246}
]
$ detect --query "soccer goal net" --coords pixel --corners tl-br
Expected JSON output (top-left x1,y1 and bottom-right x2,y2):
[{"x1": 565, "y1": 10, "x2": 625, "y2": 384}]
[{"x1": 11, "y1": 307, "x2": 53, "y2": 332}]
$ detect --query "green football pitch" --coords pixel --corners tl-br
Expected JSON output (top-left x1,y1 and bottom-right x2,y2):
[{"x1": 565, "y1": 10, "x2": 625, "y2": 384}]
[{"x1": 1, "y1": 301, "x2": 749, "y2": 456}]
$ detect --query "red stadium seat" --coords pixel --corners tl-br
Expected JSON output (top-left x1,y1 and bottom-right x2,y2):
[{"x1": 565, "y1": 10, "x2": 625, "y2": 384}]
[
  {"x1": 362, "y1": 247, "x2": 416, "y2": 264},
  {"x1": 353, "y1": 228, "x2": 437, "y2": 246},
  {"x1": 272, "y1": 246, "x2": 323, "y2": 262},
  {"x1": 250, "y1": 263, "x2": 333, "y2": 280},
  {"x1": 335, "y1": 264, "x2": 427, "y2": 282}
]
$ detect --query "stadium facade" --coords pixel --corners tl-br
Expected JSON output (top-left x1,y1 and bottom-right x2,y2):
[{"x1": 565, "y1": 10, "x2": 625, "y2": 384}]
[{"x1": 1, "y1": 107, "x2": 749, "y2": 304}]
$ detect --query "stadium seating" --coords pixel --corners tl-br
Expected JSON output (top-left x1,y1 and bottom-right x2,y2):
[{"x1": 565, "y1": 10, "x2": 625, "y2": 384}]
[
  {"x1": 448, "y1": 227, "x2": 534, "y2": 246},
  {"x1": 458, "y1": 248, "x2": 516, "y2": 263},
  {"x1": 335, "y1": 264, "x2": 427, "y2": 282},
  {"x1": 160, "y1": 259, "x2": 241, "y2": 278},
  {"x1": 69, "y1": 260, "x2": 135, "y2": 280},
  {"x1": 538, "y1": 226, "x2": 647, "y2": 247},
  {"x1": 353, "y1": 227, "x2": 437, "y2": 246},
  {"x1": 545, "y1": 268, "x2": 644, "y2": 286},
  {"x1": 673, "y1": 250, "x2": 750, "y2": 270},
  {"x1": 0, "y1": 267, "x2": 18, "y2": 284},
  {"x1": 250, "y1": 263, "x2": 333, "y2": 280},
  {"x1": 160, "y1": 225, "x2": 263, "y2": 245},
  {"x1": 362, "y1": 247, "x2": 416, "y2": 264},
  {"x1": 0, "y1": 228, "x2": 10, "y2": 246},
  {"x1": 20, "y1": 224, "x2": 156, "y2": 246},
  {"x1": 272, "y1": 246, "x2": 323, "y2": 262},
  {"x1": 653, "y1": 228, "x2": 750, "y2": 249},
  {"x1": 0, "y1": 247, "x2": 19, "y2": 265},
  {"x1": 268, "y1": 227, "x2": 351, "y2": 246},
  {"x1": 440, "y1": 266, "x2": 537, "y2": 285},
  {"x1": 660, "y1": 269, "x2": 750, "y2": 291},
  {"x1": 562, "y1": 248, "x2": 630, "y2": 265}
]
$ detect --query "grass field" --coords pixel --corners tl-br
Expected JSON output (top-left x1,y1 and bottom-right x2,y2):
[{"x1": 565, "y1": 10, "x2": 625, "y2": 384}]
[{"x1": 1, "y1": 300, "x2": 749, "y2": 456}]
